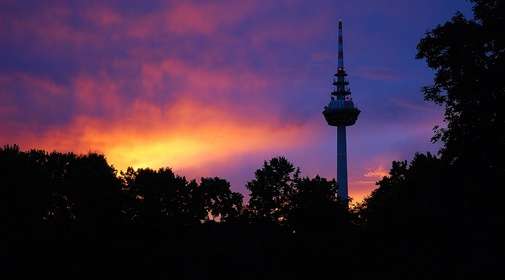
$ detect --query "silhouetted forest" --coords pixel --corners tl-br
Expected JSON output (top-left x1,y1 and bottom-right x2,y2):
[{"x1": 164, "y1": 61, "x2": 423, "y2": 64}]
[{"x1": 1, "y1": 1, "x2": 503, "y2": 279}]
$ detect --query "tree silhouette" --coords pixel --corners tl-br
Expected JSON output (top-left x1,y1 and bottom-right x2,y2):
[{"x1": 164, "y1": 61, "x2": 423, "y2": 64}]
[
  {"x1": 356, "y1": 1, "x2": 505, "y2": 276},
  {"x1": 416, "y1": 0, "x2": 504, "y2": 202},
  {"x1": 416, "y1": 0, "x2": 504, "y2": 268},
  {"x1": 1, "y1": 145, "x2": 51, "y2": 240},
  {"x1": 64, "y1": 153, "x2": 123, "y2": 237},
  {"x1": 197, "y1": 177, "x2": 243, "y2": 222},
  {"x1": 246, "y1": 157, "x2": 299, "y2": 224},
  {"x1": 121, "y1": 167, "x2": 203, "y2": 226},
  {"x1": 357, "y1": 153, "x2": 445, "y2": 231},
  {"x1": 288, "y1": 176, "x2": 349, "y2": 233}
]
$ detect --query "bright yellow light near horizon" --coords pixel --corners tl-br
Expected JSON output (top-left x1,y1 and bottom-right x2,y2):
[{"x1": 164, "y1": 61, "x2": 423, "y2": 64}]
[
  {"x1": 24, "y1": 99, "x2": 312, "y2": 174},
  {"x1": 106, "y1": 137, "x2": 205, "y2": 171},
  {"x1": 101, "y1": 122, "x2": 308, "y2": 172},
  {"x1": 8, "y1": 95, "x2": 320, "y2": 190}
]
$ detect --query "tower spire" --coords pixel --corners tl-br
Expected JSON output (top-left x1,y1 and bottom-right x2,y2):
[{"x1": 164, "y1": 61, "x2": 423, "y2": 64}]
[
  {"x1": 333, "y1": 20, "x2": 349, "y2": 100},
  {"x1": 338, "y1": 19, "x2": 344, "y2": 69}
]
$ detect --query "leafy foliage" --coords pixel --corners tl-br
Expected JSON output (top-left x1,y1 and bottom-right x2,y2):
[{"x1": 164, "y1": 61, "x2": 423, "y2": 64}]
[
  {"x1": 417, "y1": 1, "x2": 505, "y2": 173},
  {"x1": 357, "y1": 153, "x2": 445, "y2": 231},
  {"x1": 197, "y1": 177, "x2": 243, "y2": 222},
  {"x1": 246, "y1": 157, "x2": 299, "y2": 223}
]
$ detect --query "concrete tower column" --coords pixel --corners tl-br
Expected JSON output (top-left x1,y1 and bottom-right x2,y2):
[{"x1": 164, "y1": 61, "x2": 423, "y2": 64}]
[{"x1": 337, "y1": 125, "x2": 348, "y2": 205}]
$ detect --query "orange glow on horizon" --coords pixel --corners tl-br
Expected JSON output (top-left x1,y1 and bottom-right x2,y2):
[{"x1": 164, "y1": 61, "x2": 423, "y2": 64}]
[{"x1": 13, "y1": 99, "x2": 313, "y2": 173}]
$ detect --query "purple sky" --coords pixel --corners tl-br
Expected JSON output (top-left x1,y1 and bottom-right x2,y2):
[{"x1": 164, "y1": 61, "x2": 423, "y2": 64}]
[{"x1": 0, "y1": 0, "x2": 472, "y2": 202}]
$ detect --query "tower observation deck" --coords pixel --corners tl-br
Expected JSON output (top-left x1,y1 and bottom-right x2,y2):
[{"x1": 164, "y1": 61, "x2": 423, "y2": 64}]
[{"x1": 323, "y1": 20, "x2": 360, "y2": 206}]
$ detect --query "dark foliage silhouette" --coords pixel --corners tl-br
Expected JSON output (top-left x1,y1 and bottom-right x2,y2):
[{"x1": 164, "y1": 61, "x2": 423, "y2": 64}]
[
  {"x1": 246, "y1": 157, "x2": 299, "y2": 224},
  {"x1": 121, "y1": 167, "x2": 202, "y2": 226},
  {"x1": 356, "y1": 0, "x2": 504, "y2": 277},
  {"x1": 196, "y1": 177, "x2": 243, "y2": 222},
  {"x1": 287, "y1": 175, "x2": 352, "y2": 234},
  {"x1": 1, "y1": 147, "x2": 353, "y2": 279}
]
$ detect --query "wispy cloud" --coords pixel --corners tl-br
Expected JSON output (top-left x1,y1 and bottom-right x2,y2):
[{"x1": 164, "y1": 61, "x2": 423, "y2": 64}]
[
  {"x1": 355, "y1": 67, "x2": 400, "y2": 81},
  {"x1": 364, "y1": 165, "x2": 389, "y2": 179}
]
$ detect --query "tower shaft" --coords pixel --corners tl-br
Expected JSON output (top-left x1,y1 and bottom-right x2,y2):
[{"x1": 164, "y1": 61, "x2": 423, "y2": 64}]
[
  {"x1": 337, "y1": 126, "x2": 348, "y2": 205},
  {"x1": 337, "y1": 20, "x2": 349, "y2": 204}
]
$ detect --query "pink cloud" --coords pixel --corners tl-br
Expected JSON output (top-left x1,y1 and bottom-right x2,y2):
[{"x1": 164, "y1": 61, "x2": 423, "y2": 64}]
[
  {"x1": 72, "y1": 74, "x2": 123, "y2": 116},
  {"x1": 0, "y1": 73, "x2": 65, "y2": 97},
  {"x1": 2, "y1": 5, "x2": 98, "y2": 49},
  {"x1": 139, "y1": 58, "x2": 271, "y2": 99},
  {"x1": 0, "y1": 73, "x2": 67, "y2": 119},
  {"x1": 364, "y1": 165, "x2": 389, "y2": 179},
  {"x1": 82, "y1": 6, "x2": 123, "y2": 27},
  {"x1": 127, "y1": 1, "x2": 260, "y2": 38}
]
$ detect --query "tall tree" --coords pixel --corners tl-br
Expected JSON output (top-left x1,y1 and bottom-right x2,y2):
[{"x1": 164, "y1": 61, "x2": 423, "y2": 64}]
[
  {"x1": 416, "y1": 0, "x2": 504, "y2": 237},
  {"x1": 416, "y1": 0, "x2": 504, "y2": 177},
  {"x1": 246, "y1": 157, "x2": 299, "y2": 223},
  {"x1": 358, "y1": 1, "x2": 504, "y2": 276}
]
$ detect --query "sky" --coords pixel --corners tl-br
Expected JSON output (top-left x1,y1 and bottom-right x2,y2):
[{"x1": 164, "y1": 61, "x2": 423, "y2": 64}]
[{"x1": 0, "y1": 0, "x2": 472, "y2": 202}]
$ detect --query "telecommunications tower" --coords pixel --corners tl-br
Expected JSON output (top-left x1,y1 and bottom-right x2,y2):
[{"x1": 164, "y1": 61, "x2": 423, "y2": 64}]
[{"x1": 323, "y1": 20, "x2": 360, "y2": 206}]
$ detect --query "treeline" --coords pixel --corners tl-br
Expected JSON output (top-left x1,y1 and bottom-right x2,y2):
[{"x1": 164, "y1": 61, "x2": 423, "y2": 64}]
[
  {"x1": 1, "y1": 147, "x2": 357, "y2": 279},
  {"x1": 1, "y1": 145, "x2": 348, "y2": 234},
  {"x1": 1, "y1": 147, "x2": 500, "y2": 279}
]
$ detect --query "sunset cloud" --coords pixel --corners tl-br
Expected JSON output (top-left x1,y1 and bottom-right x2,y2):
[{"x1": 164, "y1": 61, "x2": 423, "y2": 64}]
[
  {"x1": 11, "y1": 99, "x2": 314, "y2": 173},
  {"x1": 364, "y1": 166, "x2": 389, "y2": 179}
]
